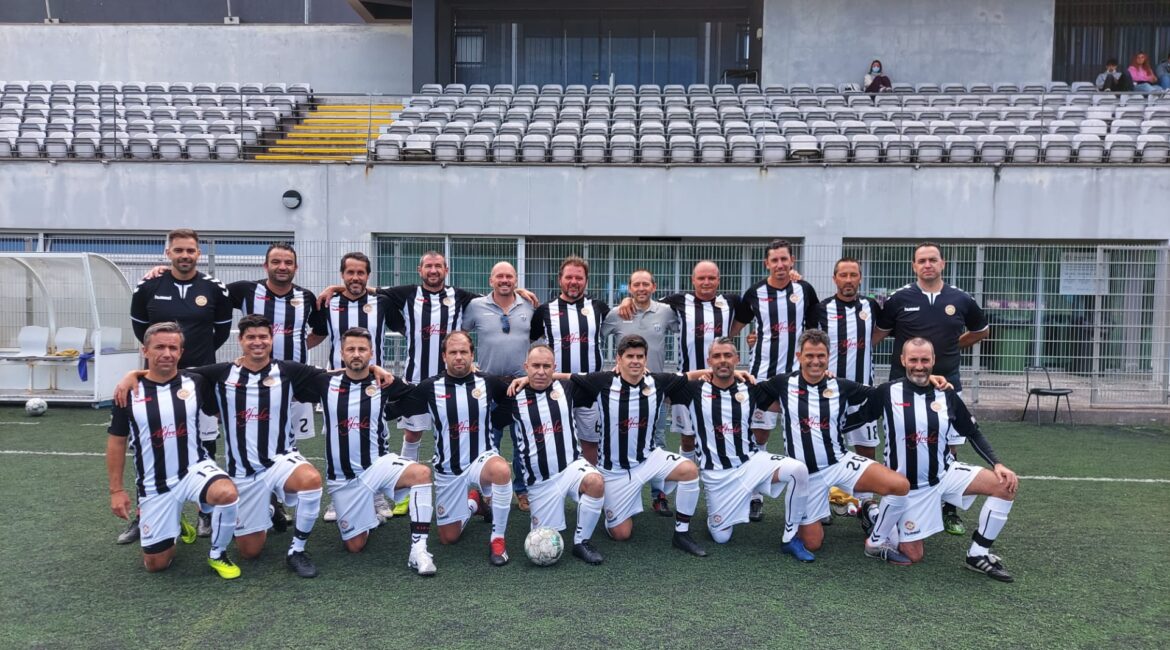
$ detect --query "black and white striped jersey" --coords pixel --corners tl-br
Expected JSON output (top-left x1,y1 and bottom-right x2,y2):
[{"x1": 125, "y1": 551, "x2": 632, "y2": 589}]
[
  {"x1": 495, "y1": 380, "x2": 596, "y2": 486},
  {"x1": 569, "y1": 371, "x2": 689, "y2": 471},
  {"x1": 671, "y1": 379, "x2": 776, "y2": 471},
  {"x1": 130, "y1": 270, "x2": 233, "y2": 367},
  {"x1": 188, "y1": 361, "x2": 322, "y2": 479},
  {"x1": 849, "y1": 379, "x2": 1000, "y2": 489},
  {"x1": 755, "y1": 373, "x2": 873, "y2": 474},
  {"x1": 530, "y1": 297, "x2": 610, "y2": 373},
  {"x1": 388, "y1": 372, "x2": 510, "y2": 476},
  {"x1": 325, "y1": 293, "x2": 394, "y2": 370},
  {"x1": 228, "y1": 281, "x2": 326, "y2": 363},
  {"x1": 108, "y1": 373, "x2": 212, "y2": 498},
  {"x1": 380, "y1": 285, "x2": 476, "y2": 382},
  {"x1": 735, "y1": 280, "x2": 820, "y2": 379},
  {"x1": 661, "y1": 292, "x2": 742, "y2": 372},
  {"x1": 817, "y1": 296, "x2": 881, "y2": 385},
  {"x1": 298, "y1": 372, "x2": 394, "y2": 482}
]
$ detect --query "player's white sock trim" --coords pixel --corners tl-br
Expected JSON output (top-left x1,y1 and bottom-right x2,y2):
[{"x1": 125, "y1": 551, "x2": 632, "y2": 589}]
[
  {"x1": 490, "y1": 482, "x2": 512, "y2": 540},
  {"x1": 868, "y1": 494, "x2": 906, "y2": 548},
  {"x1": 779, "y1": 458, "x2": 809, "y2": 543},
  {"x1": 681, "y1": 448, "x2": 696, "y2": 463},
  {"x1": 674, "y1": 478, "x2": 700, "y2": 532},
  {"x1": 289, "y1": 488, "x2": 321, "y2": 554},
  {"x1": 575, "y1": 494, "x2": 603, "y2": 544},
  {"x1": 401, "y1": 439, "x2": 420, "y2": 462},
  {"x1": 409, "y1": 483, "x2": 433, "y2": 546},
  {"x1": 210, "y1": 498, "x2": 238, "y2": 556},
  {"x1": 969, "y1": 496, "x2": 1013, "y2": 557}
]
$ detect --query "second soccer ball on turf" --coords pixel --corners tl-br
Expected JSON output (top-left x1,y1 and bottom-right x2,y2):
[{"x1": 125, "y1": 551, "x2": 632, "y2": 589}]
[
  {"x1": 523, "y1": 527, "x2": 564, "y2": 566},
  {"x1": 25, "y1": 398, "x2": 48, "y2": 417}
]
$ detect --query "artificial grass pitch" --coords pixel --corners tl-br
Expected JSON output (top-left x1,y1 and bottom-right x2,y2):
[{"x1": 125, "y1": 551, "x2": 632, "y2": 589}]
[{"x1": 0, "y1": 406, "x2": 1165, "y2": 649}]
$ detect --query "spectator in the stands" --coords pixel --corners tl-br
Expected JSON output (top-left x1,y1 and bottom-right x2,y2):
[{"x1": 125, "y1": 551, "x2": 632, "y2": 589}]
[
  {"x1": 863, "y1": 59, "x2": 892, "y2": 94},
  {"x1": 1096, "y1": 58, "x2": 1132, "y2": 92},
  {"x1": 1155, "y1": 52, "x2": 1170, "y2": 89},
  {"x1": 1127, "y1": 51, "x2": 1159, "y2": 93}
]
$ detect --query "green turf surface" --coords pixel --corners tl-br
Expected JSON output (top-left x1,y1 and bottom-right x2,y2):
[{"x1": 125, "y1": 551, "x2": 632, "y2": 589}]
[{"x1": 0, "y1": 405, "x2": 1166, "y2": 649}]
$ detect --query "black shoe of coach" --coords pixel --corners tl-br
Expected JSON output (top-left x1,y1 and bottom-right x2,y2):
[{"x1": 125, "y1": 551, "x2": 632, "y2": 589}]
[{"x1": 672, "y1": 531, "x2": 708, "y2": 557}]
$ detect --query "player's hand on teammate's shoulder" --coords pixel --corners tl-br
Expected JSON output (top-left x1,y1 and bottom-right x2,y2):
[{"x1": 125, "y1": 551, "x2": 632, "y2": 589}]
[
  {"x1": 515, "y1": 287, "x2": 540, "y2": 307},
  {"x1": 113, "y1": 370, "x2": 149, "y2": 407},
  {"x1": 316, "y1": 285, "x2": 341, "y2": 307},
  {"x1": 734, "y1": 370, "x2": 756, "y2": 384},
  {"x1": 370, "y1": 365, "x2": 395, "y2": 387},
  {"x1": 790, "y1": 269, "x2": 803, "y2": 282},
  {"x1": 507, "y1": 376, "x2": 530, "y2": 396},
  {"x1": 617, "y1": 297, "x2": 636, "y2": 319},
  {"x1": 929, "y1": 375, "x2": 953, "y2": 390},
  {"x1": 142, "y1": 265, "x2": 168, "y2": 280}
]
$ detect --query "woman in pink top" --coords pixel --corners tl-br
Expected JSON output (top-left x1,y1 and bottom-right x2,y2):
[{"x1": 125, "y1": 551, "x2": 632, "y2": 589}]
[{"x1": 1128, "y1": 52, "x2": 1159, "y2": 93}]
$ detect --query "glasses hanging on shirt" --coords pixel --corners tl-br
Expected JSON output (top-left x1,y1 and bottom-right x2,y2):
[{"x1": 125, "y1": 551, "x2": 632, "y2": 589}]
[{"x1": 499, "y1": 313, "x2": 511, "y2": 334}]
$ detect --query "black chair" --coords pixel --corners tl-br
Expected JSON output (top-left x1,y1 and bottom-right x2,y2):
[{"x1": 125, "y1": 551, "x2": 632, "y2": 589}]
[{"x1": 1021, "y1": 366, "x2": 1073, "y2": 423}]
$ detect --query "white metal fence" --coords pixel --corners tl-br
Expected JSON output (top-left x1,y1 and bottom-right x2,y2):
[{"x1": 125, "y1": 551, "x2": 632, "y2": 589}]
[{"x1": 5, "y1": 233, "x2": 1167, "y2": 407}]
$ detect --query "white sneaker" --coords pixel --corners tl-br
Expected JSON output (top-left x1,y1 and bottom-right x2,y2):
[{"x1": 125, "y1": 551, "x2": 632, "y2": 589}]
[
  {"x1": 408, "y1": 546, "x2": 437, "y2": 576},
  {"x1": 323, "y1": 502, "x2": 337, "y2": 522},
  {"x1": 374, "y1": 494, "x2": 395, "y2": 521}
]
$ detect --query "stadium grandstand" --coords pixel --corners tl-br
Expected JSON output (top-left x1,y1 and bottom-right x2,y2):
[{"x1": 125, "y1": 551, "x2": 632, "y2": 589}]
[{"x1": 1, "y1": 0, "x2": 1168, "y2": 408}]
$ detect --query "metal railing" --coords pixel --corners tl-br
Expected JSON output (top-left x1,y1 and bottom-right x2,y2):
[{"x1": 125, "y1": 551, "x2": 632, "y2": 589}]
[{"x1": 7, "y1": 234, "x2": 1167, "y2": 407}]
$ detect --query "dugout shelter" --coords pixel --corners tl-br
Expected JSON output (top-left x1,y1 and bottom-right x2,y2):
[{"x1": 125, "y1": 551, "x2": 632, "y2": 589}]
[{"x1": 0, "y1": 253, "x2": 138, "y2": 404}]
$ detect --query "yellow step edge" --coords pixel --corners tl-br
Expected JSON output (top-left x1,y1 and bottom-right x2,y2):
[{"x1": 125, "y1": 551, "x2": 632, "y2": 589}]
[
  {"x1": 275, "y1": 139, "x2": 368, "y2": 146},
  {"x1": 254, "y1": 154, "x2": 362, "y2": 161},
  {"x1": 312, "y1": 112, "x2": 397, "y2": 118},
  {"x1": 267, "y1": 146, "x2": 369, "y2": 154},
  {"x1": 315, "y1": 105, "x2": 403, "y2": 111},
  {"x1": 282, "y1": 132, "x2": 373, "y2": 139},
  {"x1": 303, "y1": 120, "x2": 393, "y2": 126}
]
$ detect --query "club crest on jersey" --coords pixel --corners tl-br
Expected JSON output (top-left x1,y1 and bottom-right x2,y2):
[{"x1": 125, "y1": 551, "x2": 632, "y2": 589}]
[
  {"x1": 944, "y1": 304, "x2": 956, "y2": 316},
  {"x1": 176, "y1": 389, "x2": 192, "y2": 400},
  {"x1": 195, "y1": 295, "x2": 208, "y2": 307},
  {"x1": 581, "y1": 307, "x2": 592, "y2": 316},
  {"x1": 715, "y1": 297, "x2": 727, "y2": 308},
  {"x1": 931, "y1": 400, "x2": 944, "y2": 412},
  {"x1": 289, "y1": 298, "x2": 303, "y2": 308},
  {"x1": 442, "y1": 297, "x2": 455, "y2": 307},
  {"x1": 641, "y1": 386, "x2": 653, "y2": 397},
  {"x1": 472, "y1": 387, "x2": 484, "y2": 399},
  {"x1": 789, "y1": 294, "x2": 800, "y2": 303},
  {"x1": 550, "y1": 389, "x2": 563, "y2": 401},
  {"x1": 263, "y1": 376, "x2": 278, "y2": 387},
  {"x1": 735, "y1": 392, "x2": 748, "y2": 403},
  {"x1": 362, "y1": 304, "x2": 374, "y2": 314},
  {"x1": 365, "y1": 384, "x2": 378, "y2": 397},
  {"x1": 822, "y1": 388, "x2": 835, "y2": 398},
  {"x1": 859, "y1": 310, "x2": 870, "y2": 320}
]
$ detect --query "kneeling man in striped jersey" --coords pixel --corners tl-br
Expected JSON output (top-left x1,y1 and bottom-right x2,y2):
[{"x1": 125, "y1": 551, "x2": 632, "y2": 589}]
[
  {"x1": 107, "y1": 322, "x2": 241, "y2": 579},
  {"x1": 679, "y1": 337, "x2": 813, "y2": 560},
  {"x1": 495, "y1": 344, "x2": 606, "y2": 565},
  {"x1": 852, "y1": 337, "x2": 1019, "y2": 582},
  {"x1": 297, "y1": 327, "x2": 436, "y2": 576}
]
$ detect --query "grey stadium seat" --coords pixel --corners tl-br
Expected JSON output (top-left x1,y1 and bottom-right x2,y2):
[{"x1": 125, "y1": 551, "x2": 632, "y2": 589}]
[
  {"x1": 1040, "y1": 134, "x2": 1072, "y2": 163},
  {"x1": 1137, "y1": 134, "x2": 1169, "y2": 163}
]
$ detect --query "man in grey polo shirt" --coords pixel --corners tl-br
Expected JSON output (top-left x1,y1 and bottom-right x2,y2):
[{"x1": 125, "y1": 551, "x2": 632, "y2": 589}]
[
  {"x1": 461, "y1": 261, "x2": 536, "y2": 510},
  {"x1": 602, "y1": 269, "x2": 680, "y2": 515}
]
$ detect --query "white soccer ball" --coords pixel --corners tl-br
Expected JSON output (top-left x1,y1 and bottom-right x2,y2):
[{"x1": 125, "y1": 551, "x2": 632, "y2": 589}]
[
  {"x1": 25, "y1": 398, "x2": 48, "y2": 417},
  {"x1": 523, "y1": 526, "x2": 564, "y2": 566}
]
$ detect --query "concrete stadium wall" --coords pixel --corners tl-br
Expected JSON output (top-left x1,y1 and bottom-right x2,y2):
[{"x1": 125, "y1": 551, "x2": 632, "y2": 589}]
[
  {"x1": 1, "y1": 161, "x2": 1167, "y2": 290},
  {"x1": 0, "y1": 24, "x2": 413, "y2": 94},
  {"x1": 761, "y1": 0, "x2": 1055, "y2": 86}
]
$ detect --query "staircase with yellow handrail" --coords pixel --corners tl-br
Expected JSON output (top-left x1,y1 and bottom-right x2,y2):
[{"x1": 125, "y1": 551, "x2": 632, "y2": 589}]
[{"x1": 255, "y1": 102, "x2": 401, "y2": 161}]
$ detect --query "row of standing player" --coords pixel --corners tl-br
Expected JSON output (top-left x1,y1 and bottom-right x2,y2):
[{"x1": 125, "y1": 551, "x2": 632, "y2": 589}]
[{"x1": 116, "y1": 231, "x2": 1014, "y2": 580}]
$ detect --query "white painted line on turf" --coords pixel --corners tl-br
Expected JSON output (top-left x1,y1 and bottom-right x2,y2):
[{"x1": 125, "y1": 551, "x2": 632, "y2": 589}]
[
  {"x1": 1018, "y1": 475, "x2": 1170, "y2": 484},
  {"x1": 0, "y1": 421, "x2": 42, "y2": 426}
]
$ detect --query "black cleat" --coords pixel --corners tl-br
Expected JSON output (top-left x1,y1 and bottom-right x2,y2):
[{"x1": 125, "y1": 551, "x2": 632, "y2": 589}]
[
  {"x1": 572, "y1": 541, "x2": 604, "y2": 565},
  {"x1": 748, "y1": 497, "x2": 764, "y2": 522},
  {"x1": 116, "y1": 517, "x2": 141, "y2": 545},
  {"x1": 270, "y1": 495, "x2": 289, "y2": 534},
  {"x1": 197, "y1": 512, "x2": 212, "y2": 538},
  {"x1": 489, "y1": 537, "x2": 509, "y2": 566},
  {"x1": 651, "y1": 494, "x2": 673, "y2": 517},
  {"x1": 858, "y1": 499, "x2": 879, "y2": 537},
  {"x1": 965, "y1": 553, "x2": 1013, "y2": 583},
  {"x1": 286, "y1": 550, "x2": 319, "y2": 578},
  {"x1": 672, "y1": 531, "x2": 708, "y2": 557}
]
